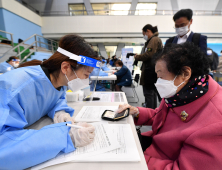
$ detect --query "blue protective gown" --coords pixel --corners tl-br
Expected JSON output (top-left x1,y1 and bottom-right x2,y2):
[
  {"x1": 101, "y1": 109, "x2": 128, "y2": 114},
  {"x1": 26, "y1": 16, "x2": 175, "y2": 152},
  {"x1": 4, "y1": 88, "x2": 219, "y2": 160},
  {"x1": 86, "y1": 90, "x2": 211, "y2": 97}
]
[
  {"x1": 0, "y1": 61, "x2": 14, "y2": 73},
  {"x1": 0, "y1": 65, "x2": 75, "y2": 170},
  {"x1": 101, "y1": 63, "x2": 110, "y2": 71},
  {"x1": 89, "y1": 67, "x2": 108, "y2": 91}
]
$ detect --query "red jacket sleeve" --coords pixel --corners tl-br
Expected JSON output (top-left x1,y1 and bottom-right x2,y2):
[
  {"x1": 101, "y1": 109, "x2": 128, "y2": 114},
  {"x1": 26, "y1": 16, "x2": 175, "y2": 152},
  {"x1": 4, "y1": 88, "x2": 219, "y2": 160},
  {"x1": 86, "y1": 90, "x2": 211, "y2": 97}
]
[{"x1": 134, "y1": 107, "x2": 160, "y2": 126}]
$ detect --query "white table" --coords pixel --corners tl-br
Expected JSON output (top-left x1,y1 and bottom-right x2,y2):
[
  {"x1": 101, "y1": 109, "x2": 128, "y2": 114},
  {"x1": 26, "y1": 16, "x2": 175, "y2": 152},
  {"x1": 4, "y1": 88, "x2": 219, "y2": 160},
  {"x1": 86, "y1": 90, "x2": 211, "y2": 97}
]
[
  {"x1": 92, "y1": 92, "x2": 128, "y2": 103},
  {"x1": 103, "y1": 70, "x2": 113, "y2": 73},
  {"x1": 110, "y1": 67, "x2": 121, "y2": 70},
  {"x1": 90, "y1": 75, "x2": 117, "y2": 81},
  {"x1": 90, "y1": 75, "x2": 117, "y2": 91},
  {"x1": 27, "y1": 96, "x2": 148, "y2": 170}
]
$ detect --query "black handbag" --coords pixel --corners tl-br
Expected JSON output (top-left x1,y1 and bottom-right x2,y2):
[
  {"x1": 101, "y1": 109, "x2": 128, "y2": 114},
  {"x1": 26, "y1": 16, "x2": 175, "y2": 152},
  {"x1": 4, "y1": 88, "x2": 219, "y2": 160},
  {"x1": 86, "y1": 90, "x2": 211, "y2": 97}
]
[{"x1": 136, "y1": 126, "x2": 152, "y2": 152}]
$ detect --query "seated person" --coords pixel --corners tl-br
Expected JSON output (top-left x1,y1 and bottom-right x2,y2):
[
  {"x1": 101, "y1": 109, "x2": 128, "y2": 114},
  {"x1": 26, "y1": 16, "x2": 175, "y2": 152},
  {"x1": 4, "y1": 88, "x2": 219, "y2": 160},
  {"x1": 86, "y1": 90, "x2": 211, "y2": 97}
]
[
  {"x1": 0, "y1": 56, "x2": 20, "y2": 73},
  {"x1": 114, "y1": 60, "x2": 132, "y2": 91},
  {"x1": 116, "y1": 42, "x2": 222, "y2": 170}
]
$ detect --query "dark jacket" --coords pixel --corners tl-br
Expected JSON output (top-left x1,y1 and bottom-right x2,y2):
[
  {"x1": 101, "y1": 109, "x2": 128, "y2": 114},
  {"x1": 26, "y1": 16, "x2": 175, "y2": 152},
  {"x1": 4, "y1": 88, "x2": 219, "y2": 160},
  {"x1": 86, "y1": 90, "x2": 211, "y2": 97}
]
[
  {"x1": 165, "y1": 31, "x2": 207, "y2": 54},
  {"x1": 110, "y1": 59, "x2": 118, "y2": 67},
  {"x1": 135, "y1": 32, "x2": 163, "y2": 87},
  {"x1": 114, "y1": 65, "x2": 132, "y2": 86}
]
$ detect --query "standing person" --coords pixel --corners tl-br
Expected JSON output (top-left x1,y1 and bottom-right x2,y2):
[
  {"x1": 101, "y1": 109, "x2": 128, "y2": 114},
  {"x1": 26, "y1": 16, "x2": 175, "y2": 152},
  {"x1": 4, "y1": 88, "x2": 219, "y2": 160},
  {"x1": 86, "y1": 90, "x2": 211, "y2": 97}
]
[
  {"x1": 165, "y1": 9, "x2": 207, "y2": 54},
  {"x1": 0, "y1": 56, "x2": 20, "y2": 73},
  {"x1": 134, "y1": 24, "x2": 163, "y2": 109},
  {"x1": 114, "y1": 60, "x2": 132, "y2": 91},
  {"x1": 0, "y1": 34, "x2": 99, "y2": 169},
  {"x1": 217, "y1": 50, "x2": 222, "y2": 72},
  {"x1": 117, "y1": 42, "x2": 222, "y2": 170}
]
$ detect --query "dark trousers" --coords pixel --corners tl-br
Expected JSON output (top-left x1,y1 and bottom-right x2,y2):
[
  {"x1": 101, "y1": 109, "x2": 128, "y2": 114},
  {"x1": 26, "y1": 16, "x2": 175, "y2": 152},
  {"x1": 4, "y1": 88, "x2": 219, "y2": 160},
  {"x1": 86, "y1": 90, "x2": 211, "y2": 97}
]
[{"x1": 142, "y1": 85, "x2": 157, "y2": 109}]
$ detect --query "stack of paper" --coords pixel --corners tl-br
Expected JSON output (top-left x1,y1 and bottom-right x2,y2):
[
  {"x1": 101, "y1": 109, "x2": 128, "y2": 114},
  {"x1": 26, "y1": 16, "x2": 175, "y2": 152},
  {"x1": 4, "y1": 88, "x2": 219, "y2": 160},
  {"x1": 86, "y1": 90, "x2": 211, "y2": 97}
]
[
  {"x1": 74, "y1": 124, "x2": 141, "y2": 162},
  {"x1": 31, "y1": 123, "x2": 121, "y2": 170},
  {"x1": 32, "y1": 106, "x2": 140, "y2": 170}
]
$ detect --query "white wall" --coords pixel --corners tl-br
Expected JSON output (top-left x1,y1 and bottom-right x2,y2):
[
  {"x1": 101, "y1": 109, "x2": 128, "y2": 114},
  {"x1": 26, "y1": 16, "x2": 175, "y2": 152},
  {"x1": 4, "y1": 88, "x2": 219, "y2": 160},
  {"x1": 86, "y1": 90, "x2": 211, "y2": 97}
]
[
  {"x1": 42, "y1": 15, "x2": 222, "y2": 34},
  {"x1": 0, "y1": 0, "x2": 42, "y2": 26}
]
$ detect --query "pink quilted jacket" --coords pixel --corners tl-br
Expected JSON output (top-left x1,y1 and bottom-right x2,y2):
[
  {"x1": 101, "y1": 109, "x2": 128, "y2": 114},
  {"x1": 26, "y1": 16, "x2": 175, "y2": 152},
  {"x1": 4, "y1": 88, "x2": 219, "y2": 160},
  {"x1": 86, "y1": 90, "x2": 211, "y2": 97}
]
[{"x1": 135, "y1": 76, "x2": 222, "y2": 170}]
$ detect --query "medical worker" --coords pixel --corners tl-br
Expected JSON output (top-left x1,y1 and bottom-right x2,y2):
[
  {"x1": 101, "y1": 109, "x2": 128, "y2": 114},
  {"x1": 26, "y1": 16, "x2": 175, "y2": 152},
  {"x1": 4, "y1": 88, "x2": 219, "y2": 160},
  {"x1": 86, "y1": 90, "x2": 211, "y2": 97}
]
[
  {"x1": 89, "y1": 58, "x2": 112, "y2": 91},
  {"x1": 0, "y1": 34, "x2": 101, "y2": 170},
  {"x1": 0, "y1": 56, "x2": 20, "y2": 73},
  {"x1": 101, "y1": 57, "x2": 110, "y2": 71}
]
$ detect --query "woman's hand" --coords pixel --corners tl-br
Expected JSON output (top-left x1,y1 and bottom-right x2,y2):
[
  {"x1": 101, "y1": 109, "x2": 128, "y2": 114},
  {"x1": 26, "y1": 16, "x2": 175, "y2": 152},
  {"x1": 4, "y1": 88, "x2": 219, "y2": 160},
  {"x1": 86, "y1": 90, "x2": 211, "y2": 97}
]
[{"x1": 116, "y1": 104, "x2": 139, "y2": 116}]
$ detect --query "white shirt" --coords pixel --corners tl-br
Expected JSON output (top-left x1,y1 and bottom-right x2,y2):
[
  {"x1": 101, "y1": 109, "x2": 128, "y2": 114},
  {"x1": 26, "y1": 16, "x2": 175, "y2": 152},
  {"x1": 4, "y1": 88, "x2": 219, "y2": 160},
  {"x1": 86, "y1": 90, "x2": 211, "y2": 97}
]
[{"x1": 177, "y1": 30, "x2": 191, "y2": 44}]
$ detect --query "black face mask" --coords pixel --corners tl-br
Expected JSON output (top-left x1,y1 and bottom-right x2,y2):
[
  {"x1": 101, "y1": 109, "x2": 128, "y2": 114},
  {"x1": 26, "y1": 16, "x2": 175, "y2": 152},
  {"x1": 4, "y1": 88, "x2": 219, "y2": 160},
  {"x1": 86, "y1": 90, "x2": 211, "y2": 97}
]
[{"x1": 165, "y1": 75, "x2": 209, "y2": 108}]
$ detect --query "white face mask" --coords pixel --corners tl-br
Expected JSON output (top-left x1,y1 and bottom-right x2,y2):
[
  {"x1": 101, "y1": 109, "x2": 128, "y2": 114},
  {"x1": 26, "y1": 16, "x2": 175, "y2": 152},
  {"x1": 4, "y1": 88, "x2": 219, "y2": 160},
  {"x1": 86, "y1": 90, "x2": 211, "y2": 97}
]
[
  {"x1": 175, "y1": 23, "x2": 190, "y2": 36},
  {"x1": 143, "y1": 34, "x2": 148, "y2": 41},
  {"x1": 155, "y1": 75, "x2": 185, "y2": 99},
  {"x1": 13, "y1": 62, "x2": 19, "y2": 68},
  {"x1": 65, "y1": 71, "x2": 89, "y2": 92}
]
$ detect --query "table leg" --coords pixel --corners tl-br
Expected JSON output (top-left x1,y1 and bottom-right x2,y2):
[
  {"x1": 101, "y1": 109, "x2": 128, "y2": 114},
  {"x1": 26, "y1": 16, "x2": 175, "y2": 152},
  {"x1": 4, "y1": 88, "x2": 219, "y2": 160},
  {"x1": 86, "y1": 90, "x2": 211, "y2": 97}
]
[{"x1": 112, "y1": 80, "x2": 115, "y2": 91}]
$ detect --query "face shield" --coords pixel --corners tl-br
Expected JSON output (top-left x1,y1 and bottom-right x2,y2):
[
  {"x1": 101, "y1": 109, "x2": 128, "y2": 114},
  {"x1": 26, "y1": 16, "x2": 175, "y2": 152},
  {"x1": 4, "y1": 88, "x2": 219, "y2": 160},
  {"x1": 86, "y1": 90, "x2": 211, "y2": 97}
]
[
  {"x1": 101, "y1": 59, "x2": 106, "y2": 67},
  {"x1": 57, "y1": 47, "x2": 102, "y2": 101},
  {"x1": 12, "y1": 59, "x2": 20, "y2": 68}
]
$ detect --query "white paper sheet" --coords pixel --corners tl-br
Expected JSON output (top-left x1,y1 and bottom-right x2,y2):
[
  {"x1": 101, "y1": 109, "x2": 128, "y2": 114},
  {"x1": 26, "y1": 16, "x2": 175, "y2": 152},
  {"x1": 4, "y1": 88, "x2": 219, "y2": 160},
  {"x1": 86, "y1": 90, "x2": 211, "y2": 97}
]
[
  {"x1": 75, "y1": 106, "x2": 119, "y2": 122},
  {"x1": 93, "y1": 92, "x2": 126, "y2": 103},
  {"x1": 31, "y1": 123, "x2": 121, "y2": 170},
  {"x1": 72, "y1": 124, "x2": 141, "y2": 162}
]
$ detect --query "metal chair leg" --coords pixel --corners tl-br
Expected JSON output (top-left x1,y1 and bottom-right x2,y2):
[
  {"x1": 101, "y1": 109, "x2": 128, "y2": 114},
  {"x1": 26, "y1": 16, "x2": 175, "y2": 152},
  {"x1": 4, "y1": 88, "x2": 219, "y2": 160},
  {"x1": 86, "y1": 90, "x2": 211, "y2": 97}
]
[{"x1": 128, "y1": 87, "x2": 139, "y2": 103}]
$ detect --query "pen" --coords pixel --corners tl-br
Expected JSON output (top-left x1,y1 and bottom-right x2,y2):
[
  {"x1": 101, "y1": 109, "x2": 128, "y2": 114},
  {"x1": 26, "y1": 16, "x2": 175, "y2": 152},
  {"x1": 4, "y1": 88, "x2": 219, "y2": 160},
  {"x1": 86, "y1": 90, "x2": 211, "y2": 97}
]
[{"x1": 66, "y1": 123, "x2": 83, "y2": 129}]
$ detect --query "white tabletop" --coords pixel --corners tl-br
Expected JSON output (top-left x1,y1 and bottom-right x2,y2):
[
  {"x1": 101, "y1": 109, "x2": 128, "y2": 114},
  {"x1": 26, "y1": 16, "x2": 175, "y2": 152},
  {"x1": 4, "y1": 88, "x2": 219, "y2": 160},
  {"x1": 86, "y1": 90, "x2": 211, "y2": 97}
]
[
  {"x1": 103, "y1": 70, "x2": 113, "y2": 73},
  {"x1": 92, "y1": 92, "x2": 128, "y2": 103},
  {"x1": 90, "y1": 75, "x2": 117, "y2": 80},
  {"x1": 110, "y1": 67, "x2": 120, "y2": 70},
  {"x1": 27, "y1": 95, "x2": 148, "y2": 170}
]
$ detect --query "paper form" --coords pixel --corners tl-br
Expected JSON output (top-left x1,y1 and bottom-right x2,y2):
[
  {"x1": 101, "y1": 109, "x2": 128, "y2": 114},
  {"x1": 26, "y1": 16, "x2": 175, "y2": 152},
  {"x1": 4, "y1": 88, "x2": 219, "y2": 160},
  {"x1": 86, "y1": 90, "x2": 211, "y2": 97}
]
[
  {"x1": 72, "y1": 124, "x2": 141, "y2": 162},
  {"x1": 31, "y1": 123, "x2": 121, "y2": 170},
  {"x1": 75, "y1": 106, "x2": 119, "y2": 122},
  {"x1": 92, "y1": 92, "x2": 126, "y2": 102}
]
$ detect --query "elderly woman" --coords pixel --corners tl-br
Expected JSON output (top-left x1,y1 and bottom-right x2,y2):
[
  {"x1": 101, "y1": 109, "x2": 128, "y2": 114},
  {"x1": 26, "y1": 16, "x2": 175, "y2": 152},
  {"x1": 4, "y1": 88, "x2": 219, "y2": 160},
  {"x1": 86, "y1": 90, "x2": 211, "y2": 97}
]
[{"x1": 117, "y1": 42, "x2": 222, "y2": 170}]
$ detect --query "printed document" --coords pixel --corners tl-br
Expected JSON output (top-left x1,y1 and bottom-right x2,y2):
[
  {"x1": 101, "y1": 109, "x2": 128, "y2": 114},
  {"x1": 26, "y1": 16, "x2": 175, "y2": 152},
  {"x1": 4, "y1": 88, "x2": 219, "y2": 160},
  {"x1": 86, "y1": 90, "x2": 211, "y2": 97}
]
[
  {"x1": 75, "y1": 106, "x2": 119, "y2": 122},
  {"x1": 31, "y1": 123, "x2": 120, "y2": 170},
  {"x1": 73, "y1": 124, "x2": 141, "y2": 162}
]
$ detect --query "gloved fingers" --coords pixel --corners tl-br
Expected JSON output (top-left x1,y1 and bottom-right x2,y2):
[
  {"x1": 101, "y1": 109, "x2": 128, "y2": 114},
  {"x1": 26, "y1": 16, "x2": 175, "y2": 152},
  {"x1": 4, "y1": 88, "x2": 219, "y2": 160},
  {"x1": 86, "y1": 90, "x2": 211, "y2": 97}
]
[
  {"x1": 77, "y1": 122, "x2": 94, "y2": 128},
  {"x1": 88, "y1": 131, "x2": 95, "y2": 139},
  {"x1": 86, "y1": 126, "x2": 95, "y2": 133},
  {"x1": 65, "y1": 117, "x2": 75, "y2": 124}
]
